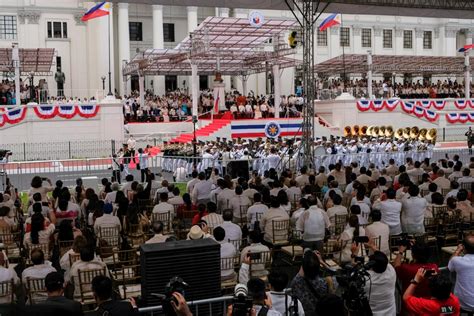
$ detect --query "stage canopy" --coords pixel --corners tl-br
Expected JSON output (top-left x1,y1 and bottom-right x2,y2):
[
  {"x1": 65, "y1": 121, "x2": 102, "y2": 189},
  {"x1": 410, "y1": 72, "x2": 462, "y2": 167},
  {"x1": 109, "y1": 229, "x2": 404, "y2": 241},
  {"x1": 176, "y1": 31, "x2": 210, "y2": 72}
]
[
  {"x1": 123, "y1": 17, "x2": 300, "y2": 76},
  {"x1": 314, "y1": 54, "x2": 474, "y2": 76},
  {"x1": 0, "y1": 48, "x2": 55, "y2": 76},
  {"x1": 112, "y1": 0, "x2": 474, "y2": 19}
]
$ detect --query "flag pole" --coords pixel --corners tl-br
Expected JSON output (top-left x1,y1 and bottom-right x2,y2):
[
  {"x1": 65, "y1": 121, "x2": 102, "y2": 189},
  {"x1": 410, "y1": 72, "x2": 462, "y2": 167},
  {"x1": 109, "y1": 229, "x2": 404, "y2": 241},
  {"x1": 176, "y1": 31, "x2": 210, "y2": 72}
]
[
  {"x1": 107, "y1": 7, "x2": 112, "y2": 96},
  {"x1": 341, "y1": 13, "x2": 346, "y2": 92}
]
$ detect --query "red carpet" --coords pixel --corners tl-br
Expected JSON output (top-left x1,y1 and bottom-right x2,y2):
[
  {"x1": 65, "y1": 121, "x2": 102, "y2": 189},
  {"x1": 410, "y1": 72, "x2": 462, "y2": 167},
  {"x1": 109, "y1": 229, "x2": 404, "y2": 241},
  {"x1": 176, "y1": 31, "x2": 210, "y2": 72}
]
[{"x1": 169, "y1": 119, "x2": 231, "y2": 143}]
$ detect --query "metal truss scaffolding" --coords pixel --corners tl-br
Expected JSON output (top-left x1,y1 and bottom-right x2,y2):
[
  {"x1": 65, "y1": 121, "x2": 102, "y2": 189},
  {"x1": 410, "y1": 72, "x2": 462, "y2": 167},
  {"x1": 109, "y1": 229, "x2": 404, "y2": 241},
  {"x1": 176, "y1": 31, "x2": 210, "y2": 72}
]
[{"x1": 285, "y1": 0, "x2": 328, "y2": 168}]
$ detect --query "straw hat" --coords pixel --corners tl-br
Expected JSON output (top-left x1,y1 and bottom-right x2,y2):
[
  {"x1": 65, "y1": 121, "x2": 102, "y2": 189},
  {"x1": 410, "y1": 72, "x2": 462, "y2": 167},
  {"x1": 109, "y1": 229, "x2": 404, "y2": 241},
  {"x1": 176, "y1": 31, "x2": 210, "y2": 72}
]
[{"x1": 187, "y1": 225, "x2": 204, "y2": 240}]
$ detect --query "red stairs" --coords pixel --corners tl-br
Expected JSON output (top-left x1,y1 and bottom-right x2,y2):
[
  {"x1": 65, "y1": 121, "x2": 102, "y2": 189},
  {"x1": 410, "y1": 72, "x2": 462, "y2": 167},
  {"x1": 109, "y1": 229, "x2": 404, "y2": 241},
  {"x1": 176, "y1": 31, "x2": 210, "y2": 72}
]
[{"x1": 170, "y1": 119, "x2": 231, "y2": 143}]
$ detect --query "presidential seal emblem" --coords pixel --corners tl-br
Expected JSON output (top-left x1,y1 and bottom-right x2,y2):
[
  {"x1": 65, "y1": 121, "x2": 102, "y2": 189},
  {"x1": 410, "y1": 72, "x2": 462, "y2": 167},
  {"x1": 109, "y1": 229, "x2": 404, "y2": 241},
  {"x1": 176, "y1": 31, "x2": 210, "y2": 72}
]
[{"x1": 265, "y1": 121, "x2": 281, "y2": 138}]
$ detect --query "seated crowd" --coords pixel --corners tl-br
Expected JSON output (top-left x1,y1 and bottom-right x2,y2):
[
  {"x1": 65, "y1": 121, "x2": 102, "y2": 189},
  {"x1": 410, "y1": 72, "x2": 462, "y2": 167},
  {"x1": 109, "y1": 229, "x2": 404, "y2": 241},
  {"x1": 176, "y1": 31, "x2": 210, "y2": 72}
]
[
  {"x1": 1, "y1": 152, "x2": 474, "y2": 315},
  {"x1": 320, "y1": 78, "x2": 473, "y2": 100},
  {"x1": 122, "y1": 89, "x2": 302, "y2": 123}
]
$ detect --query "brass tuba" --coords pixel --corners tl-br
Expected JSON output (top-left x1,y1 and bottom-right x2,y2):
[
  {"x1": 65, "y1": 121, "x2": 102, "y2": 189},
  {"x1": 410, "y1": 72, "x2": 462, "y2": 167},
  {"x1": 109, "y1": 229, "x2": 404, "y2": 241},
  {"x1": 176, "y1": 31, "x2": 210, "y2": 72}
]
[
  {"x1": 379, "y1": 126, "x2": 386, "y2": 137},
  {"x1": 410, "y1": 126, "x2": 420, "y2": 139},
  {"x1": 385, "y1": 126, "x2": 394, "y2": 138},
  {"x1": 427, "y1": 128, "x2": 437, "y2": 141},
  {"x1": 419, "y1": 128, "x2": 428, "y2": 140},
  {"x1": 367, "y1": 126, "x2": 374, "y2": 137},
  {"x1": 344, "y1": 126, "x2": 352, "y2": 137},
  {"x1": 360, "y1": 125, "x2": 368, "y2": 136},
  {"x1": 372, "y1": 126, "x2": 379, "y2": 137},
  {"x1": 403, "y1": 127, "x2": 411, "y2": 139},
  {"x1": 395, "y1": 128, "x2": 404, "y2": 139},
  {"x1": 352, "y1": 125, "x2": 360, "y2": 136}
]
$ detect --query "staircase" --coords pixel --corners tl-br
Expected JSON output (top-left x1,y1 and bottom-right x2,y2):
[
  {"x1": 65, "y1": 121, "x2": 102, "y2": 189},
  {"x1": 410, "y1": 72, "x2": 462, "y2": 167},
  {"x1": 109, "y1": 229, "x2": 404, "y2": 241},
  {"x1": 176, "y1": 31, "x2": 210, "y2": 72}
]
[{"x1": 169, "y1": 119, "x2": 231, "y2": 143}]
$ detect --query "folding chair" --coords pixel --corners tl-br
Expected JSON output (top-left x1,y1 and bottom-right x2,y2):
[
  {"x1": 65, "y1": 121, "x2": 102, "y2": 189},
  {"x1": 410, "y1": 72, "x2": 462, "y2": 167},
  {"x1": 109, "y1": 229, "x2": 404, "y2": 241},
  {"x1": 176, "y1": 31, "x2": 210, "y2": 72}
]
[
  {"x1": 248, "y1": 250, "x2": 272, "y2": 280},
  {"x1": 26, "y1": 277, "x2": 47, "y2": 305},
  {"x1": 322, "y1": 239, "x2": 344, "y2": 266},
  {"x1": 281, "y1": 229, "x2": 304, "y2": 265},
  {"x1": 151, "y1": 211, "x2": 172, "y2": 234},
  {"x1": 114, "y1": 264, "x2": 141, "y2": 299},
  {"x1": 220, "y1": 256, "x2": 239, "y2": 293},
  {"x1": 0, "y1": 279, "x2": 14, "y2": 304},
  {"x1": 99, "y1": 226, "x2": 121, "y2": 250},
  {"x1": 58, "y1": 240, "x2": 74, "y2": 258},
  {"x1": 77, "y1": 268, "x2": 107, "y2": 305},
  {"x1": 432, "y1": 205, "x2": 448, "y2": 220}
]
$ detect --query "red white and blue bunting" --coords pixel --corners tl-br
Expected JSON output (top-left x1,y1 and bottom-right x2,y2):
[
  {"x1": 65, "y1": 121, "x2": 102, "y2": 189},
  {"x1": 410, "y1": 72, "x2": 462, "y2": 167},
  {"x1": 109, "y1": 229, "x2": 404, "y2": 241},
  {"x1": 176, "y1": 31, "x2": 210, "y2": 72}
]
[
  {"x1": 446, "y1": 113, "x2": 474, "y2": 124},
  {"x1": 0, "y1": 104, "x2": 100, "y2": 128},
  {"x1": 356, "y1": 99, "x2": 400, "y2": 112},
  {"x1": 33, "y1": 103, "x2": 100, "y2": 120},
  {"x1": 453, "y1": 99, "x2": 474, "y2": 110},
  {"x1": 415, "y1": 100, "x2": 446, "y2": 110}
]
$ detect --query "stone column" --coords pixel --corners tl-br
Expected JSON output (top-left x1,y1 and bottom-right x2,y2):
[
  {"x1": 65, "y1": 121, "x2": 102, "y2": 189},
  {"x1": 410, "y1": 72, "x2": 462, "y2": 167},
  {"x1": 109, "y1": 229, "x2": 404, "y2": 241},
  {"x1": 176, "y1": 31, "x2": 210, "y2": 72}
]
[
  {"x1": 187, "y1": 6, "x2": 198, "y2": 34},
  {"x1": 273, "y1": 64, "x2": 281, "y2": 118},
  {"x1": 118, "y1": 3, "x2": 130, "y2": 96},
  {"x1": 191, "y1": 63, "x2": 199, "y2": 116},
  {"x1": 153, "y1": 5, "x2": 165, "y2": 95},
  {"x1": 218, "y1": 8, "x2": 231, "y2": 91}
]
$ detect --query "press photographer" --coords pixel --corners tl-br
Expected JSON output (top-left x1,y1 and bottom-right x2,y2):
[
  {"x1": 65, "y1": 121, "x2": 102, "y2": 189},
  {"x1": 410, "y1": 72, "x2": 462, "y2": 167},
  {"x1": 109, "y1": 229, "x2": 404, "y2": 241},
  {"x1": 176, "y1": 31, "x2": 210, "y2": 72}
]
[
  {"x1": 349, "y1": 244, "x2": 396, "y2": 315},
  {"x1": 234, "y1": 253, "x2": 282, "y2": 315}
]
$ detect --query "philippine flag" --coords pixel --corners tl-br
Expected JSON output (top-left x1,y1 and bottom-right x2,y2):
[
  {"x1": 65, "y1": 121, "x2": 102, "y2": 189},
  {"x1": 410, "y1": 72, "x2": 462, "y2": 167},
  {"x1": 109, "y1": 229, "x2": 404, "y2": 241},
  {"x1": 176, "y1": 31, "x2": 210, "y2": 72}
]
[
  {"x1": 319, "y1": 13, "x2": 341, "y2": 32},
  {"x1": 458, "y1": 44, "x2": 474, "y2": 53},
  {"x1": 81, "y1": 2, "x2": 110, "y2": 22}
]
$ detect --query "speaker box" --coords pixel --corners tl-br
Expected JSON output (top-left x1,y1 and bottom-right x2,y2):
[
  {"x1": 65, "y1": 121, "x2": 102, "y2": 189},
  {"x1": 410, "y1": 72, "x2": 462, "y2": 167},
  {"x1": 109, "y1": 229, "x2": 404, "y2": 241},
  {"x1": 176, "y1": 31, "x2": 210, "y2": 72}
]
[
  {"x1": 226, "y1": 160, "x2": 249, "y2": 180},
  {"x1": 140, "y1": 238, "x2": 222, "y2": 311}
]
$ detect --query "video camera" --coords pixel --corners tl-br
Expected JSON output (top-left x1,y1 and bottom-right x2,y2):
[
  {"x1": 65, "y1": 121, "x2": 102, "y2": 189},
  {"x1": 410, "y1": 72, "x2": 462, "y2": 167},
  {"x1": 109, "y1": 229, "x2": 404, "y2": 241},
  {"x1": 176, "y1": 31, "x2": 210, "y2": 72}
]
[
  {"x1": 155, "y1": 276, "x2": 189, "y2": 316},
  {"x1": 335, "y1": 262, "x2": 373, "y2": 316},
  {"x1": 0, "y1": 150, "x2": 12, "y2": 160},
  {"x1": 232, "y1": 284, "x2": 254, "y2": 316}
]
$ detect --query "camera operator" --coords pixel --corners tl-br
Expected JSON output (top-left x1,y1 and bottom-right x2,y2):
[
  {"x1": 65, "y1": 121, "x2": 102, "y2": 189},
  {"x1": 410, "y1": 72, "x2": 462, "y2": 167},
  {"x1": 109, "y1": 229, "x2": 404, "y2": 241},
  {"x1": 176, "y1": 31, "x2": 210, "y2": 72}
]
[
  {"x1": 393, "y1": 240, "x2": 438, "y2": 315},
  {"x1": 351, "y1": 244, "x2": 396, "y2": 316},
  {"x1": 267, "y1": 271, "x2": 305, "y2": 316},
  {"x1": 403, "y1": 268, "x2": 460, "y2": 315},
  {"x1": 236, "y1": 254, "x2": 282, "y2": 315},
  {"x1": 448, "y1": 234, "x2": 474, "y2": 312}
]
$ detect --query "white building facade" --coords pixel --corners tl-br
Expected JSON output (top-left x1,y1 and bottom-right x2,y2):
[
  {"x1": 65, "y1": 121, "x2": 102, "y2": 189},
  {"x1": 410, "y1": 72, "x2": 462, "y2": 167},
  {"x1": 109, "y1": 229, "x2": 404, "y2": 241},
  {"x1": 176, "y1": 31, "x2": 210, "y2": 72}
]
[{"x1": 0, "y1": 0, "x2": 473, "y2": 99}]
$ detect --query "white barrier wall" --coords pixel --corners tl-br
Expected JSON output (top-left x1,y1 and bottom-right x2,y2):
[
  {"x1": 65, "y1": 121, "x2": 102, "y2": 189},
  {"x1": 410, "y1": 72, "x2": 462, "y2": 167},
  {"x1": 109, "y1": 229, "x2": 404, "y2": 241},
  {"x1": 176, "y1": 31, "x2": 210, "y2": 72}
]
[
  {"x1": 0, "y1": 98, "x2": 123, "y2": 144},
  {"x1": 315, "y1": 100, "x2": 439, "y2": 132}
]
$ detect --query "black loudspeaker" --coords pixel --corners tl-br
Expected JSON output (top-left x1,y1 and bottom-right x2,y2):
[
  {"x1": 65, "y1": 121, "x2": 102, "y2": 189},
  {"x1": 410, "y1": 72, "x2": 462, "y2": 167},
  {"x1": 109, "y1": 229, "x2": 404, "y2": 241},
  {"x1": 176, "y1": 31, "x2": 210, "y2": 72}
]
[
  {"x1": 226, "y1": 160, "x2": 249, "y2": 180},
  {"x1": 140, "y1": 238, "x2": 221, "y2": 311}
]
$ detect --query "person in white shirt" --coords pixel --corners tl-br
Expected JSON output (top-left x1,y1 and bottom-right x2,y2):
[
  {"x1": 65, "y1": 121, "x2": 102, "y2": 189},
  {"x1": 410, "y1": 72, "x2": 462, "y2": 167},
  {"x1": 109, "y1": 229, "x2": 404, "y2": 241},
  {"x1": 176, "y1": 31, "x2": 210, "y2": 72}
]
[
  {"x1": 267, "y1": 271, "x2": 305, "y2": 316},
  {"x1": 213, "y1": 226, "x2": 237, "y2": 280},
  {"x1": 145, "y1": 221, "x2": 168, "y2": 244},
  {"x1": 448, "y1": 235, "x2": 474, "y2": 311},
  {"x1": 433, "y1": 169, "x2": 450, "y2": 190},
  {"x1": 22, "y1": 248, "x2": 57, "y2": 302},
  {"x1": 173, "y1": 165, "x2": 187, "y2": 183},
  {"x1": 370, "y1": 177, "x2": 388, "y2": 203},
  {"x1": 168, "y1": 187, "x2": 184, "y2": 206},
  {"x1": 192, "y1": 172, "x2": 212, "y2": 205},
  {"x1": 93, "y1": 203, "x2": 121, "y2": 235},
  {"x1": 104, "y1": 182, "x2": 120, "y2": 204},
  {"x1": 363, "y1": 251, "x2": 397, "y2": 315},
  {"x1": 0, "y1": 252, "x2": 19, "y2": 304},
  {"x1": 240, "y1": 230, "x2": 271, "y2": 279},
  {"x1": 152, "y1": 192, "x2": 175, "y2": 218},
  {"x1": 218, "y1": 210, "x2": 242, "y2": 246},
  {"x1": 229, "y1": 186, "x2": 251, "y2": 223},
  {"x1": 457, "y1": 168, "x2": 474, "y2": 185},
  {"x1": 217, "y1": 184, "x2": 235, "y2": 211},
  {"x1": 340, "y1": 215, "x2": 366, "y2": 263},
  {"x1": 201, "y1": 202, "x2": 223, "y2": 229},
  {"x1": 326, "y1": 194, "x2": 347, "y2": 224},
  {"x1": 267, "y1": 148, "x2": 281, "y2": 170},
  {"x1": 448, "y1": 164, "x2": 463, "y2": 181},
  {"x1": 247, "y1": 193, "x2": 268, "y2": 230},
  {"x1": 365, "y1": 209, "x2": 390, "y2": 255},
  {"x1": 186, "y1": 171, "x2": 199, "y2": 194},
  {"x1": 407, "y1": 161, "x2": 425, "y2": 184},
  {"x1": 295, "y1": 166, "x2": 309, "y2": 188},
  {"x1": 286, "y1": 180, "x2": 302, "y2": 203},
  {"x1": 296, "y1": 197, "x2": 330, "y2": 251},
  {"x1": 445, "y1": 181, "x2": 460, "y2": 201},
  {"x1": 401, "y1": 185, "x2": 426, "y2": 234},
  {"x1": 373, "y1": 188, "x2": 402, "y2": 235},
  {"x1": 260, "y1": 199, "x2": 290, "y2": 244}
]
